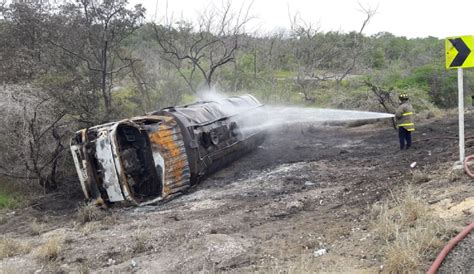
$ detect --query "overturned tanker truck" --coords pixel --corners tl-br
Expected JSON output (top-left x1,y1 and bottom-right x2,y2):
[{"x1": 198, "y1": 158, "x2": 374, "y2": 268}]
[{"x1": 70, "y1": 95, "x2": 266, "y2": 206}]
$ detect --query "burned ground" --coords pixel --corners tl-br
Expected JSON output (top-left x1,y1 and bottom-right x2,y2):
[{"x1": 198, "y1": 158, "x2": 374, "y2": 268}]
[{"x1": 0, "y1": 112, "x2": 473, "y2": 272}]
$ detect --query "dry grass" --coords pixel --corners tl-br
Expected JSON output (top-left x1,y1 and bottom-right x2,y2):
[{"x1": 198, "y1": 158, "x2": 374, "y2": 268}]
[
  {"x1": 30, "y1": 218, "x2": 45, "y2": 236},
  {"x1": 286, "y1": 254, "x2": 320, "y2": 273},
  {"x1": 101, "y1": 212, "x2": 119, "y2": 226},
  {"x1": 80, "y1": 221, "x2": 101, "y2": 236},
  {"x1": 0, "y1": 237, "x2": 31, "y2": 259},
  {"x1": 448, "y1": 167, "x2": 464, "y2": 182},
  {"x1": 76, "y1": 202, "x2": 106, "y2": 224},
  {"x1": 411, "y1": 170, "x2": 431, "y2": 184},
  {"x1": 34, "y1": 236, "x2": 62, "y2": 263},
  {"x1": 0, "y1": 212, "x2": 7, "y2": 225},
  {"x1": 384, "y1": 226, "x2": 444, "y2": 272},
  {"x1": 371, "y1": 184, "x2": 448, "y2": 273},
  {"x1": 132, "y1": 229, "x2": 152, "y2": 254}
]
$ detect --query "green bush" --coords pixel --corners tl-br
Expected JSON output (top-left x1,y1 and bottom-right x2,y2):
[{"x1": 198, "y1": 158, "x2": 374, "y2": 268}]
[
  {"x1": 397, "y1": 64, "x2": 458, "y2": 108},
  {"x1": 0, "y1": 184, "x2": 22, "y2": 209}
]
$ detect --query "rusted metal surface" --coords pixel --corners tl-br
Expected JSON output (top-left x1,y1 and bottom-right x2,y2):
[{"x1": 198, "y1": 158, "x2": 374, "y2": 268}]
[
  {"x1": 70, "y1": 95, "x2": 266, "y2": 206},
  {"x1": 146, "y1": 116, "x2": 190, "y2": 198}
]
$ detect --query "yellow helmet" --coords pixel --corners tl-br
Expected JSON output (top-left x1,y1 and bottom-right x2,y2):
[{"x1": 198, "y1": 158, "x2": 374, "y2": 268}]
[{"x1": 399, "y1": 93, "x2": 409, "y2": 100}]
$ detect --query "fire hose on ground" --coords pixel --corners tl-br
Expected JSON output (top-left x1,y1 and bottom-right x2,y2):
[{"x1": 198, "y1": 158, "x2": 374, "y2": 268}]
[
  {"x1": 463, "y1": 154, "x2": 474, "y2": 178},
  {"x1": 427, "y1": 221, "x2": 474, "y2": 274},
  {"x1": 426, "y1": 156, "x2": 474, "y2": 273}
]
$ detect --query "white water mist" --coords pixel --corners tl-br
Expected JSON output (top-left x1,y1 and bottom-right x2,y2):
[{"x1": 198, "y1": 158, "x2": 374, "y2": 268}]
[
  {"x1": 194, "y1": 90, "x2": 394, "y2": 135},
  {"x1": 240, "y1": 105, "x2": 394, "y2": 133}
]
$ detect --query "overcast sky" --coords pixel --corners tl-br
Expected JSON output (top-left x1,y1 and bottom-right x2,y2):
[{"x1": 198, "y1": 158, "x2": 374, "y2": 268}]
[{"x1": 132, "y1": 0, "x2": 474, "y2": 39}]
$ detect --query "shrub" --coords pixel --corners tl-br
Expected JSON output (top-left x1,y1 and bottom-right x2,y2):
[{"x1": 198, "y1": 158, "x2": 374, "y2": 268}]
[
  {"x1": 76, "y1": 202, "x2": 106, "y2": 224},
  {"x1": 0, "y1": 237, "x2": 31, "y2": 259},
  {"x1": 35, "y1": 236, "x2": 62, "y2": 263},
  {"x1": 30, "y1": 218, "x2": 45, "y2": 236},
  {"x1": 0, "y1": 180, "x2": 25, "y2": 209}
]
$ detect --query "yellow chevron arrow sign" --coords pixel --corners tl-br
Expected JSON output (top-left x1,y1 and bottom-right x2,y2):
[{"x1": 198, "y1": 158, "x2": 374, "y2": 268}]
[{"x1": 445, "y1": 36, "x2": 474, "y2": 69}]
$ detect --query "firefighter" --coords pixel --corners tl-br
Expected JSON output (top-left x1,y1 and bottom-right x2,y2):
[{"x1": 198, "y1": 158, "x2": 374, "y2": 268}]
[{"x1": 395, "y1": 93, "x2": 415, "y2": 150}]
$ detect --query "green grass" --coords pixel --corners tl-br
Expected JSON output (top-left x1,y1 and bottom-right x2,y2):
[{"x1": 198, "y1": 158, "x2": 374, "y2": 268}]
[
  {"x1": 0, "y1": 192, "x2": 18, "y2": 209},
  {"x1": 0, "y1": 185, "x2": 22, "y2": 209},
  {"x1": 273, "y1": 70, "x2": 294, "y2": 79}
]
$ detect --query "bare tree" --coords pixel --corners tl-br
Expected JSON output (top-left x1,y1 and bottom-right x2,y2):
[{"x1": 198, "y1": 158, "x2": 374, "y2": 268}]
[
  {"x1": 289, "y1": 4, "x2": 376, "y2": 102},
  {"x1": 336, "y1": 4, "x2": 377, "y2": 84},
  {"x1": 153, "y1": 1, "x2": 253, "y2": 93},
  {"x1": 364, "y1": 80, "x2": 397, "y2": 128}
]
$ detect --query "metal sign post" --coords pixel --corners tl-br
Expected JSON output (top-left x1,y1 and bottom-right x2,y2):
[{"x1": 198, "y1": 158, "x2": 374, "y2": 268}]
[
  {"x1": 458, "y1": 68, "x2": 465, "y2": 163},
  {"x1": 445, "y1": 35, "x2": 474, "y2": 165}
]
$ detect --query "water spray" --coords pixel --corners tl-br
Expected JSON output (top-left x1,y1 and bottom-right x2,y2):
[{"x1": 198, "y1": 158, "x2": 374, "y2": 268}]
[
  {"x1": 70, "y1": 92, "x2": 394, "y2": 206},
  {"x1": 197, "y1": 89, "x2": 394, "y2": 134}
]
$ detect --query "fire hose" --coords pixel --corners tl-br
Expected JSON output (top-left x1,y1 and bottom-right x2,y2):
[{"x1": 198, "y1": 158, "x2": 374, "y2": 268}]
[
  {"x1": 463, "y1": 154, "x2": 474, "y2": 178},
  {"x1": 426, "y1": 156, "x2": 474, "y2": 273},
  {"x1": 427, "y1": 221, "x2": 474, "y2": 273}
]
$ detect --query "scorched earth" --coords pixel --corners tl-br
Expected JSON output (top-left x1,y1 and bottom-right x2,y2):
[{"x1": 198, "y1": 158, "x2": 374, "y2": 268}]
[{"x1": 1, "y1": 112, "x2": 473, "y2": 272}]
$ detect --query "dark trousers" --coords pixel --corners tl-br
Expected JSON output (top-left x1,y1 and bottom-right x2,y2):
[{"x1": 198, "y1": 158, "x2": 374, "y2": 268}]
[{"x1": 398, "y1": 127, "x2": 412, "y2": 150}]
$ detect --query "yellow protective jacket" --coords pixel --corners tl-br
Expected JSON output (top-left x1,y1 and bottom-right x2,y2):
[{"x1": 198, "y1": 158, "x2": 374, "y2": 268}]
[{"x1": 395, "y1": 101, "x2": 415, "y2": 131}]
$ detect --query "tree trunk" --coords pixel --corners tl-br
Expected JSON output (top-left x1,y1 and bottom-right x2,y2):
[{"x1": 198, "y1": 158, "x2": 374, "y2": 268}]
[
  {"x1": 101, "y1": 41, "x2": 111, "y2": 113},
  {"x1": 47, "y1": 127, "x2": 64, "y2": 190}
]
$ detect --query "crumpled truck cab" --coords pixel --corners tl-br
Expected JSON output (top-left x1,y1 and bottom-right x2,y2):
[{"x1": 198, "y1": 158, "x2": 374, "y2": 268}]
[{"x1": 70, "y1": 95, "x2": 266, "y2": 206}]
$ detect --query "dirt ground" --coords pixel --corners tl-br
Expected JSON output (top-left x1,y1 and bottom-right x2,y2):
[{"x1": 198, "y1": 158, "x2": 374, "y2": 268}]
[{"x1": 1, "y1": 112, "x2": 473, "y2": 273}]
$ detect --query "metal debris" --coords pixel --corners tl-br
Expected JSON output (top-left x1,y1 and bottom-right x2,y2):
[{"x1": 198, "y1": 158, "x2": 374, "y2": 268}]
[{"x1": 70, "y1": 95, "x2": 266, "y2": 206}]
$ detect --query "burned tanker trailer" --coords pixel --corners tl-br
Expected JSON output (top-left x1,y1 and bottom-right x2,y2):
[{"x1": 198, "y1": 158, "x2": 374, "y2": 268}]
[{"x1": 70, "y1": 95, "x2": 266, "y2": 206}]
